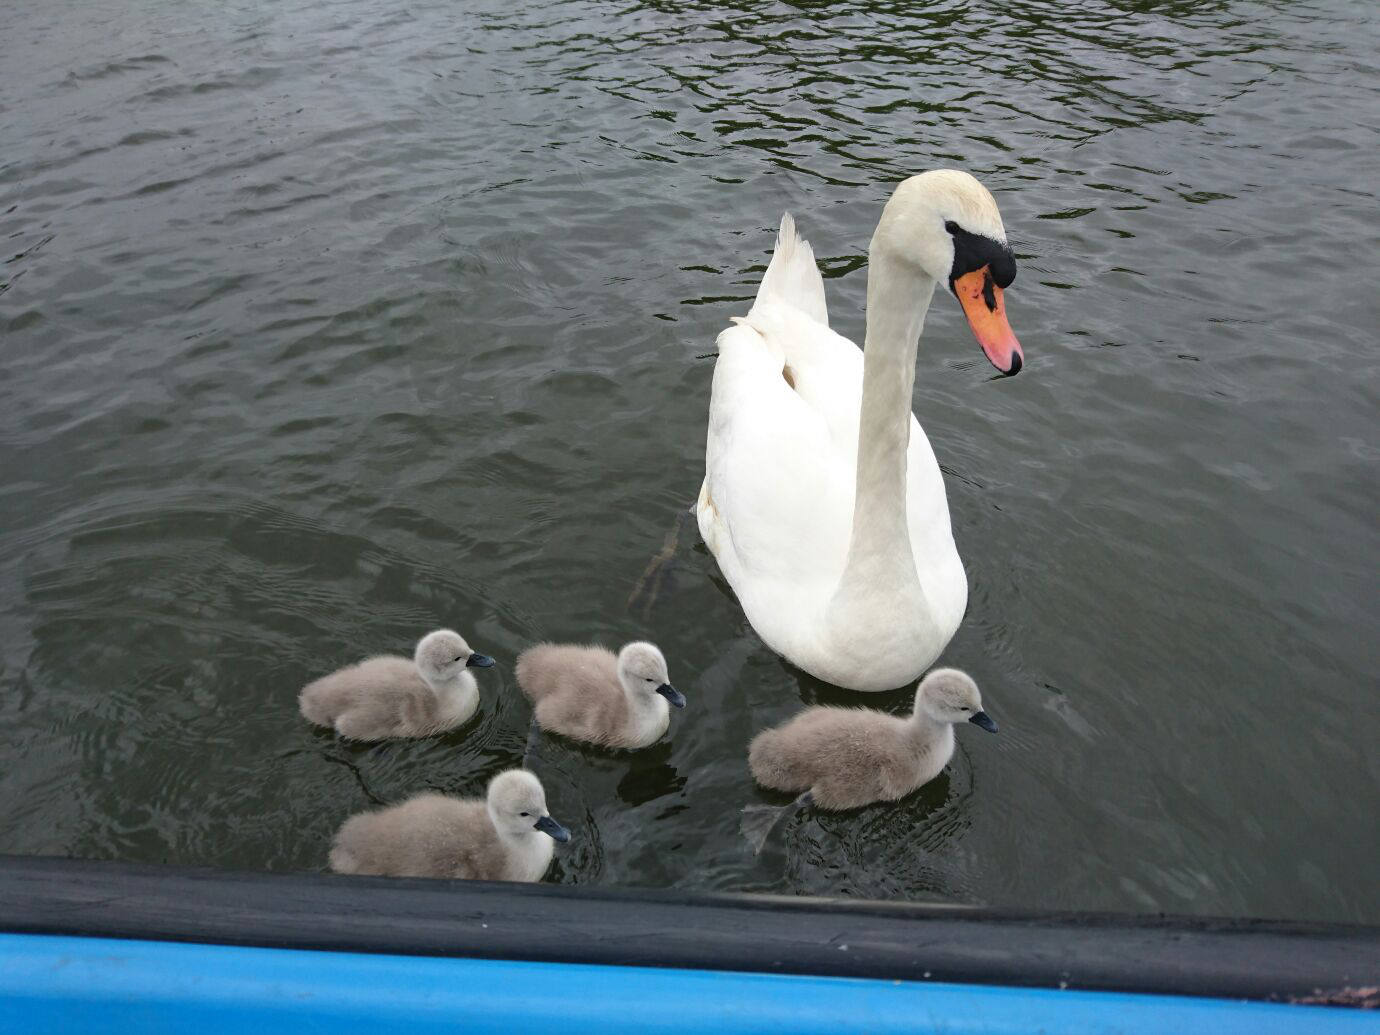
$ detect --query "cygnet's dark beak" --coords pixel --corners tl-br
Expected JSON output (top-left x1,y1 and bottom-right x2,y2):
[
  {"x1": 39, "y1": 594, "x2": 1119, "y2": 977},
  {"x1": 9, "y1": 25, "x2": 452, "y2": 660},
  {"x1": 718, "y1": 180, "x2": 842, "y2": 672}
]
[
  {"x1": 969, "y1": 710, "x2": 999, "y2": 733},
  {"x1": 656, "y1": 683, "x2": 686, "y2": 709},
  {"x1": 533, "y1": 815, "x2": 570, "y2": 843},
  {"x1": 466, "y1": 653, "x2": 496, "y2": 669}
]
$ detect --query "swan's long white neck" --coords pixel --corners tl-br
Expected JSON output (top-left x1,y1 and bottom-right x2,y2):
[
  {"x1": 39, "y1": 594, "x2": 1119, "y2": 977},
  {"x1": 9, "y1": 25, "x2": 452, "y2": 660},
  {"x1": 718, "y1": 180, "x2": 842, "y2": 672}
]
[{"x1": 834, "y1": 246, "x2": 935, "y2": 602}]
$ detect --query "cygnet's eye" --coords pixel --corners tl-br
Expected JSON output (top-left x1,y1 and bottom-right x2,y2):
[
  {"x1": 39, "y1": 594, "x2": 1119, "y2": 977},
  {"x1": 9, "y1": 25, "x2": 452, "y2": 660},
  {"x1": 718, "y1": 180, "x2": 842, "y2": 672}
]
[
  {"x1": 519, "y1": 811, "x2": 530, "y2": 818},
  {"x1": 453, "y1": 655, "x2": 464, "y2": 663},
  {"x1": 960, "y1": 706, "x2": 971, "y2": 712}
]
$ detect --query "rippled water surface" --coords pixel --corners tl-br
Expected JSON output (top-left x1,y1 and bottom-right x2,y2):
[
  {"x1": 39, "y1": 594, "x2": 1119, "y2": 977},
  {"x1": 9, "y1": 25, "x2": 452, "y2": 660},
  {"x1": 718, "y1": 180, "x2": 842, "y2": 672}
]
[{"x1": 2, "y1": 0, "x2": 1377, "y2": 922}]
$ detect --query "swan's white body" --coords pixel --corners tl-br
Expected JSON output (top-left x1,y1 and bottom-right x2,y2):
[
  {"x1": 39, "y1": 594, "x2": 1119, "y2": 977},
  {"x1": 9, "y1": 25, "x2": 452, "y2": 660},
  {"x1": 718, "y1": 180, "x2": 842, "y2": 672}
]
[{"x1": 698, "y1": 172, "x2": 1016, "y2": 691}]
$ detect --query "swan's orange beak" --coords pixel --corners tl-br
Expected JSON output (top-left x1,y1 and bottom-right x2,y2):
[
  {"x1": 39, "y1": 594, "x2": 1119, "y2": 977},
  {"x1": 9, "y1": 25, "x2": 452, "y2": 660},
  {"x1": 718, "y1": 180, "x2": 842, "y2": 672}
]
[{"x1": 954, "y1": 266, "x2": 1023, "y2": 376}]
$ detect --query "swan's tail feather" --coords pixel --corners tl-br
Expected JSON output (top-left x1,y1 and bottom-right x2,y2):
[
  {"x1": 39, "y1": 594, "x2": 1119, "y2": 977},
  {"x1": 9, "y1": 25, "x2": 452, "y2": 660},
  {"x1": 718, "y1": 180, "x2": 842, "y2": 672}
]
[{"x1": 750, "y1": 212, "x2": 828, "y2": 327}]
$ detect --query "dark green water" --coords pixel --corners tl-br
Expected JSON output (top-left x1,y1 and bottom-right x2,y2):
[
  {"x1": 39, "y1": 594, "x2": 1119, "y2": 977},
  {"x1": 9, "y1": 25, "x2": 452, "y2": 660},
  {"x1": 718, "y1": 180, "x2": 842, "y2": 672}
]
[{"x1": 1, "y1": 0, "x2": 1376, "y2": 922}]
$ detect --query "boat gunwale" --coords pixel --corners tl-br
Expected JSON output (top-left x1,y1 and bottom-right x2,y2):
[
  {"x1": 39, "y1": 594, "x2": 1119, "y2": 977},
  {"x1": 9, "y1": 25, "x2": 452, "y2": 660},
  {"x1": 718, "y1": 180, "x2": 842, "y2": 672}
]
[{"x1": 1, "y1": 854, "x2": 1375, "y2": 1007}]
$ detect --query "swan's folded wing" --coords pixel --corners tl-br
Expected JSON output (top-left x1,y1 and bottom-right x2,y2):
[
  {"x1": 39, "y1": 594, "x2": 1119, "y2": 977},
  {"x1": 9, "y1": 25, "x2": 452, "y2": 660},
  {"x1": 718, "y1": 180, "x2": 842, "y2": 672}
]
[
  {"x1": 737, "y1": 302, "x2": 864, "y2": 457},
  {"x1": 700, "y1": 321, "x2": 853, "y2": 593}
]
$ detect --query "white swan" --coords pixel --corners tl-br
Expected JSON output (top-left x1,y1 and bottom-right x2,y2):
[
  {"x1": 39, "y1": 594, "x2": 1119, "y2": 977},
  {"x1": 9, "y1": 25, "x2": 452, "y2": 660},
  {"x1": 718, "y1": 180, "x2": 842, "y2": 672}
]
[{"x1": 697, "y1": 170, "x2": 1024, "y2": 692}]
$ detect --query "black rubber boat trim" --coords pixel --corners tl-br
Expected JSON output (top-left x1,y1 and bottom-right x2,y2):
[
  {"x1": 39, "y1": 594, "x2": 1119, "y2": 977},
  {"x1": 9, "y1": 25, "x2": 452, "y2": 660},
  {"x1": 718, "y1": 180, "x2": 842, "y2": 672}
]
[{"x1": 1, "y1": 855, "x2": 1376, "y2": 1006}]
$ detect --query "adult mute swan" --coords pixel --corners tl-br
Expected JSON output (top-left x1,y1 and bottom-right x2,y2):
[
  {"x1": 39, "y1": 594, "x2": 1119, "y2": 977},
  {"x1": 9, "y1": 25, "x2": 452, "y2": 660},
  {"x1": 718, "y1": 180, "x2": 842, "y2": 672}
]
[{"x1": 697, "y1": 170, "x2": 1023, "y2": 692}]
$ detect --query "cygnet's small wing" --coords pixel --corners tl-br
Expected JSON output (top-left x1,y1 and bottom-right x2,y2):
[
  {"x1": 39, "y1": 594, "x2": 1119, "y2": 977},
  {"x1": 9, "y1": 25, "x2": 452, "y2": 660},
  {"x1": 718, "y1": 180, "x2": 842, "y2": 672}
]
[
  {"x1": 330, "y1": 794, "x2": 477, "y2": 878},
  {"x1": 330, "y1": 804, "x2": 399, "y2": 876},
  {"x1": 537, "y1": 683, "x2": 632, "y2": 747},
  {"x1": 448, "y1": 826, "x2": 496, "y2": 880},
  {"x1": 748, "y1": 707, "x2": 853, "y2": 791},
  {"x1": 299, "y1": 659, "x2": 383, "y2": 726},
  {"x1": 300, "y1": 655, "x2": 427, "y2": 735},
  {"x1": 522, "y1": 645, "x2": 634, "y2": 746},
  {"x1": 516, "y1": 645, "x2": 617, "y2": 704}
]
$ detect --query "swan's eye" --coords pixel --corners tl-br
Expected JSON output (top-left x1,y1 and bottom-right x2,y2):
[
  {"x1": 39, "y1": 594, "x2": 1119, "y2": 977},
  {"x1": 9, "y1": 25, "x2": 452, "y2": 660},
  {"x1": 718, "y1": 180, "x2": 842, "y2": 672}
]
[
  {"x1": 645, "y1": 677, "x2": 656, "y2": 683},
  {"x1": 454, "y1": 656, "x2": 464, "y2": 663},
  {"x1": 960, "y1": 706, "x2": 971, "y2": 712},
  {"x1": 946, "y1": 222, "x2": 1017, "y2": 290},
  {"x1": 519, "y1": 811, "x2": 530, "y2": 817}
]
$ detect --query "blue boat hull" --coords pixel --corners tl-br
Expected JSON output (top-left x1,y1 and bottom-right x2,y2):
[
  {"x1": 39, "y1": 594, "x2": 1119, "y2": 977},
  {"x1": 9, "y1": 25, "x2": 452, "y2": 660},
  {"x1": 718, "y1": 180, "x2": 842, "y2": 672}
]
[{"x1": 5, "y1": 934, "x2": 1376, "y2": 1034}]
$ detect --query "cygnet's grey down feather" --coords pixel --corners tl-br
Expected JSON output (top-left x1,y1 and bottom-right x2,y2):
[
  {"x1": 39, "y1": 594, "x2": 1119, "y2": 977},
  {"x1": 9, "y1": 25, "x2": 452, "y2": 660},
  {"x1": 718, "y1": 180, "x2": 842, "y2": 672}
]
[
  {"x1": 515, "y1": 641, "x2": 685, "y2": 750},
  {"x1": 299, "y1": 628, "x2": 493, "y2": 740},
  {"x1": 748, "y1": 668, "x2": 997, "y2": 810},
  {"x1": 328, "y1": 769, "x2": 569, "y2": 882}
]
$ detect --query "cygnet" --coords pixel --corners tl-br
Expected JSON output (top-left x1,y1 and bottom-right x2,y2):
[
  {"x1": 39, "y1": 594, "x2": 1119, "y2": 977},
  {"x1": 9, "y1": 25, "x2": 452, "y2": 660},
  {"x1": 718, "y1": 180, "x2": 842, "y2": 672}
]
[
  {"x1": 749, "y1": 668, "x2": 997, "y2": 810},
  {"x1": 515, "y1": 641, "x2": 685, "y2": 750},
  {"x1": 328, "y1": 769, "x2": 570, "y2": 882},
  {"x1": 299, "y1": 628, "x2": 494, "y2": 740}
]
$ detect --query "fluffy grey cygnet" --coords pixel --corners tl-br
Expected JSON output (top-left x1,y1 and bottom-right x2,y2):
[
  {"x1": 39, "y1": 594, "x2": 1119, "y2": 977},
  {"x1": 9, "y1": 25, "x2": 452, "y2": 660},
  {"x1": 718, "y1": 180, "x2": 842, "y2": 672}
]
[
  {"x1": 299, "y1": 629, "x2": 495, "y2": 740},
  {"x1": 749, "y1": 668, "x2": 997, "y2": 810},
  {"x1": 328, "y1": 769, "x2": 570, "y2": 882},
  {"x1": 515, "y1": 641, "x2": 686, "y2": 750}
]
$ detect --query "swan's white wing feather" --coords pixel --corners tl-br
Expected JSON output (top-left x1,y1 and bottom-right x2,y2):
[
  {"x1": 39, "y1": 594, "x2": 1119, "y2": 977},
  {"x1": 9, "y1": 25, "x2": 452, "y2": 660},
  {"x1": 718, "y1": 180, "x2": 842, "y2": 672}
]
[
  {"x1": 735, "y1": 303, "x2": 862, "y2": 455},
  {"x1": 700, "y1": 320, "x2": 853, "y2": 609}
]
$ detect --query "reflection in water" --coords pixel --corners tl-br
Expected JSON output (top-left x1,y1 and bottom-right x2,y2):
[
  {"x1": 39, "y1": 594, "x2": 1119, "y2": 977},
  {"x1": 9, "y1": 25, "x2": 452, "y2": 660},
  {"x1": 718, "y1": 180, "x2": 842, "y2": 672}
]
[
  {"x1": 615, "y1": 741, "x2": 686, "y2": 807},
  {"x1": 0, "y1": 0, "x2": 1376, "y2": 922}
]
